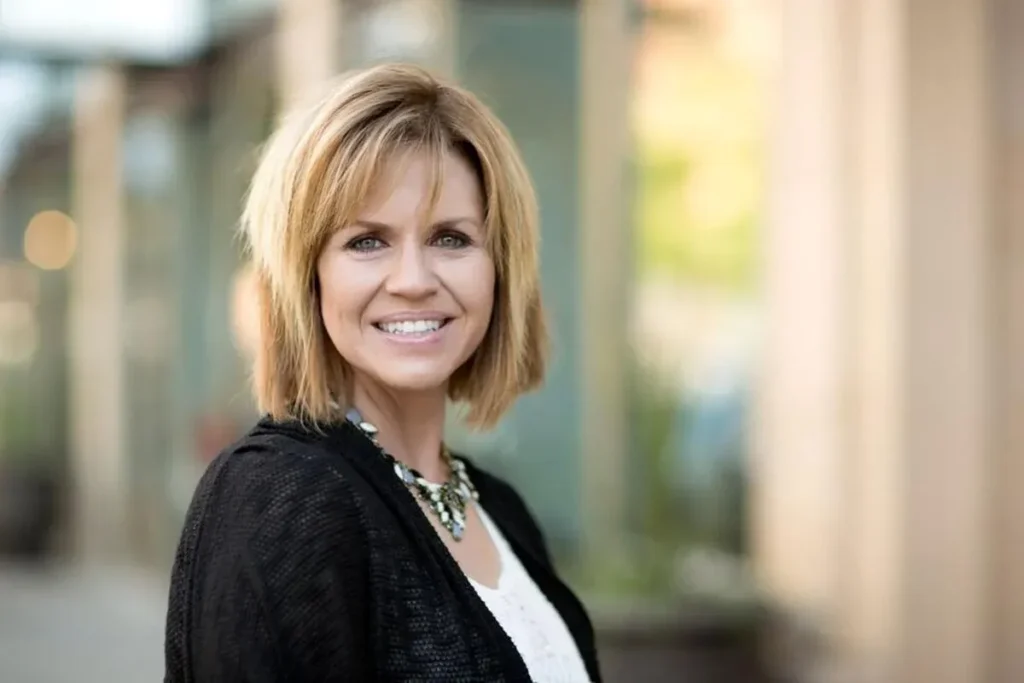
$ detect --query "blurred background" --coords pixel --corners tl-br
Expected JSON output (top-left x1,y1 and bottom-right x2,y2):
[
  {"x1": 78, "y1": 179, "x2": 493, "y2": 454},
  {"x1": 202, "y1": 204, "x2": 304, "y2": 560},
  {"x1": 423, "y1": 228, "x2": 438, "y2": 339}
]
[{"x1": 0, "y1": 0, "x2": 1019, "y2": 681}]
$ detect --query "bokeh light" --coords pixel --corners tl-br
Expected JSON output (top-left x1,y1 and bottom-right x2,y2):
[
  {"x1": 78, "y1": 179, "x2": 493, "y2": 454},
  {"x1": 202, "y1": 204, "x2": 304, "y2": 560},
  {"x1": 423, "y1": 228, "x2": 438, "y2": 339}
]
[{"x1": 23, "y1": 209, "x2": 78, "y2": 271}]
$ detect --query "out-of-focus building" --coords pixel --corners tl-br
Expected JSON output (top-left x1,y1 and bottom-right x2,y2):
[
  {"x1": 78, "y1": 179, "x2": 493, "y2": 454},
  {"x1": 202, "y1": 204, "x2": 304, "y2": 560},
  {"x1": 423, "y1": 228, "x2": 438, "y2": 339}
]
[{"x1": 1, "y1": 0, "x2": 1022, "y2": 681}]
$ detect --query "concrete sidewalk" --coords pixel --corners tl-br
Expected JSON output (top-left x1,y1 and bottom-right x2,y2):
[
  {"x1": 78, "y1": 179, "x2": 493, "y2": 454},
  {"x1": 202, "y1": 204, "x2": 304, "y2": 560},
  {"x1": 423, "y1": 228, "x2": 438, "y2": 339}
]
[{"x1": 0, "y1": 563, "x2": 167, "y2": 682}]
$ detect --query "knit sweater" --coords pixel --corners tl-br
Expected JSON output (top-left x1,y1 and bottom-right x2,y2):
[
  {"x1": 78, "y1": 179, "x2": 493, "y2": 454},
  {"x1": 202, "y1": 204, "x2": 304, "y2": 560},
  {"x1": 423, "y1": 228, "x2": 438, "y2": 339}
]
[{"x1": 163, "y1": 416, "x2": 602, "y2": 682}]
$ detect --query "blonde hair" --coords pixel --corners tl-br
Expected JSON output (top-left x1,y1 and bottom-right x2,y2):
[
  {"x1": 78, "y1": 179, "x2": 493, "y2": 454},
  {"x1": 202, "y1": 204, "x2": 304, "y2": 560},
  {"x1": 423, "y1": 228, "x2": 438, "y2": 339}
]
[{"x1": 240, "y1": 63, "x2": 547, "y2": 428}]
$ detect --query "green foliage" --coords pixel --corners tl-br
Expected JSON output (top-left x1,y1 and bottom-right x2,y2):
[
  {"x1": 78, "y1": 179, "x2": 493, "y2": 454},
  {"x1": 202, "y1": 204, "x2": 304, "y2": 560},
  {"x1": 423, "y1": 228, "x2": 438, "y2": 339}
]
[
  {"x1": 0, "y1": 371, "x2": 62, "y2": 472},
  {"x1": 567, "y1": 355, "x2": 692, "y2": 599},
  {"x1": 0, "y1": 390, "x2": 40, "y2": 467},
  {"x1": 628, "y1": 358, "x2": 689, "y2": 548},
  {"x1": 634, "y1": 143, "x2": 759, "y2": 293}
]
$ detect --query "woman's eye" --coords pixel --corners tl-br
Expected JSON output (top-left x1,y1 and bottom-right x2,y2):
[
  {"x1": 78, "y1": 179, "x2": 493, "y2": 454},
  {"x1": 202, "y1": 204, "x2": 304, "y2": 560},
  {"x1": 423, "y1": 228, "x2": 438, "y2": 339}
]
[
  {"x1": 347, "y1": 236, "x2": 385, "y2": 251},
  {"x1": 433, "y1": 232, "x2": 469, "y2": 249}
]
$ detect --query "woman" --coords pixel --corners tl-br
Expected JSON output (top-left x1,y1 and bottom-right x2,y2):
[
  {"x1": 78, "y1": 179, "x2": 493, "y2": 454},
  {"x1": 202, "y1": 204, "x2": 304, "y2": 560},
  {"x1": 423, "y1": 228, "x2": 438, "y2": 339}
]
[{"x1": 164, "y1": 63, "x2": 601, "y2": 682}]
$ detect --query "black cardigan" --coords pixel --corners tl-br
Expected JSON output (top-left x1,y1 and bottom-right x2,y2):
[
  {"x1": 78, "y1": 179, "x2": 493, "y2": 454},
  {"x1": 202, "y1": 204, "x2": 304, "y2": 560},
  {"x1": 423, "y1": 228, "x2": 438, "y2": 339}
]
[{"x1": 164, "y1": 416, "x2": 602, "y2": 682}]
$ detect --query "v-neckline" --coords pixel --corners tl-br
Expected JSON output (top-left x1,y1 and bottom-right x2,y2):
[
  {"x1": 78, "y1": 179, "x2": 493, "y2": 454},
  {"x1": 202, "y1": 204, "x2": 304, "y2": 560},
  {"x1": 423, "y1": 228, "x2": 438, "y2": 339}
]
[{"x1": 467, "y1": 505, "x2": 510, "y2": 592}]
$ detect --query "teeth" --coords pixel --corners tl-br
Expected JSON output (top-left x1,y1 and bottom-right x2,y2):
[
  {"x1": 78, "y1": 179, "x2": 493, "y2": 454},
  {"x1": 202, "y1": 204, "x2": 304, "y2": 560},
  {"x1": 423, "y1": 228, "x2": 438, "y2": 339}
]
[{"x1": 379, "y1": 319, "x2": 443, "y2": 335}]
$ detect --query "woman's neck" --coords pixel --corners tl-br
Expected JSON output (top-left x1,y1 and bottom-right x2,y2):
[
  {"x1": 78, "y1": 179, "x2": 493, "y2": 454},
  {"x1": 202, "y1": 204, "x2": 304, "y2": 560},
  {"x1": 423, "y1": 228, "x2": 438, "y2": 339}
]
[{"x1": 350, "y1": 378, "x2": 449, "y2": 482}]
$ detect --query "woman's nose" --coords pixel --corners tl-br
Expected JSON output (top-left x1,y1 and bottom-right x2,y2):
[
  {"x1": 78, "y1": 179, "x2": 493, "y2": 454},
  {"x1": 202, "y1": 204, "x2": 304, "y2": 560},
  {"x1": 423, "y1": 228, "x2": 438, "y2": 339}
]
[{"x1": 385, "y1": 243, "x2": 438, "y2": 299}]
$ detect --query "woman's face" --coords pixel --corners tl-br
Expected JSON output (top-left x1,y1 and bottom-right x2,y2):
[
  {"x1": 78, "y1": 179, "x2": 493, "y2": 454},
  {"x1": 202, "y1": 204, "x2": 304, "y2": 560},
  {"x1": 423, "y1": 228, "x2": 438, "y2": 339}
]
[{"x1": 317, "y1": 148, "x2": 494, "y2": 396}]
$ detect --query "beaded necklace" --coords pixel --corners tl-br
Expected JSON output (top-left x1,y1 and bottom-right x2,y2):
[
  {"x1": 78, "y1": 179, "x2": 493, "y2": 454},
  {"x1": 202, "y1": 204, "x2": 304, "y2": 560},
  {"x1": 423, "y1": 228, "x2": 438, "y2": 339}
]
[{"x1": 346, "y1": 408, "x2": 479, "y2": 541}]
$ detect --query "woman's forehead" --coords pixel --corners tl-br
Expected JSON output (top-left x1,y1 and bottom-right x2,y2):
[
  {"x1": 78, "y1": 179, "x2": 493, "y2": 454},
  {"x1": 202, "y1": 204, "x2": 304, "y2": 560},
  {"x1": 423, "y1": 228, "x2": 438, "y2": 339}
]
[{"x1": 353, "y1": 147, "x2": 485, "y2": 224}]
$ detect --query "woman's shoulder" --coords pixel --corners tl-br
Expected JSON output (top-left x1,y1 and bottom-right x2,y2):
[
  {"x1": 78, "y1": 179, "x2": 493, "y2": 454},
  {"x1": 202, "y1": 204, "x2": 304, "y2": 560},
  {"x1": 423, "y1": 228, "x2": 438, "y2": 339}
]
[
  {"x1": 200, "y1": 418, "x2": 359, "y2": 505},
  {"x1": 180, "y1": 417, "x2": 370, "y2": 561},
  {"x1": 167, "y1": 418, "x2": 374, "y2": 675}
]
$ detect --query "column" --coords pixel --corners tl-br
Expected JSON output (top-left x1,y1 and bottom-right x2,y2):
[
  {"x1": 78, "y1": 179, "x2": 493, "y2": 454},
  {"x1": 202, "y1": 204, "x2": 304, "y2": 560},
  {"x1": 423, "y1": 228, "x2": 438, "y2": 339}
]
[
  {"x1": 752, "y1": 0, "x2": 849, "y2": 633},
  {"x1": 989, "y1": 0, "x2": 1024, "y2": 679},
  {"x1": 757, "y1": 0, "x2": 995, "y2": 681},
  {"x1": 578, "y1": 0, "x2": 633, "y2": 560},
  {"x1": 276, "y1": 0, "x2": 341, "y2": 110},
  {"x1": 848, "y1": 1, "x2": 993, "y2": 680},
  {"x1": 68, "y1": 64, "x2": 128, "y2": 562},
  {"x1": 426, "y1": 0, "x2": 458, "y2": 78},
  {"x1": 839, "y1": 0, "x2": 903, "y2": 673}
]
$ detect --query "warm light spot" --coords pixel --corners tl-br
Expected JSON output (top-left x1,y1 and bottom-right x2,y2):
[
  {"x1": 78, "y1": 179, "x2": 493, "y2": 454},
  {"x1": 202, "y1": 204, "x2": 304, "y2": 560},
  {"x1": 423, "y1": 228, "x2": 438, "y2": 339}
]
[{"x1": 23, "y1": 210, "x2": 78, "y2": 271}]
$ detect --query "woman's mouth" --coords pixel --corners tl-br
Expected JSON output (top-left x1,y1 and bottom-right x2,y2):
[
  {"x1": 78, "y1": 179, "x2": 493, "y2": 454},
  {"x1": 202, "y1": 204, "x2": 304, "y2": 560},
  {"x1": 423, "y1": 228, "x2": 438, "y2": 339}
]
[{"x1": 373, "y1": 318, "x2": 453, "y2": 337}]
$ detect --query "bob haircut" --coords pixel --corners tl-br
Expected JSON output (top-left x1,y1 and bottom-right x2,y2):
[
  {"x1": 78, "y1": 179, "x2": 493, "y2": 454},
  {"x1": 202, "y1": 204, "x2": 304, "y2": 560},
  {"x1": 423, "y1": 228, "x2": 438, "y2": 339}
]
[{"x1": 241, "y1": 63, "x2": 547, "y2": 429}]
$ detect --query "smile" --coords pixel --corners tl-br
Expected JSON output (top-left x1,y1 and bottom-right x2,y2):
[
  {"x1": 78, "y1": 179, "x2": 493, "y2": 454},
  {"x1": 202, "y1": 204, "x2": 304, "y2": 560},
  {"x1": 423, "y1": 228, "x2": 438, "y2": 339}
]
[{"x1": 373, "y1": 318, "x2": 452, "y2": 336}]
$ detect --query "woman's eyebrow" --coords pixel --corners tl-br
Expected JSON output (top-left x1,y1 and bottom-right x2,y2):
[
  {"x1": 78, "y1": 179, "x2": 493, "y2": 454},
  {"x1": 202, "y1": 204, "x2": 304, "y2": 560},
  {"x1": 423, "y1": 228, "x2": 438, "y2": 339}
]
[
  {"x1": 349, "y1": 217, "x2": 481, "y2": 231},
  {"x1": 348, "y1": 220, "x2": 393, "y2": 232}
]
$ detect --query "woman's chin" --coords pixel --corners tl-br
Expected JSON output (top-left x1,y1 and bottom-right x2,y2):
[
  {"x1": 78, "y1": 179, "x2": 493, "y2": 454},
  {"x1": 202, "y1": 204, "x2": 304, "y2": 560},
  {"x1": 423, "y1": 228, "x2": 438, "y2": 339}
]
[{"x1": 369, "y1": 366, "x2": 453, "y2": 395}]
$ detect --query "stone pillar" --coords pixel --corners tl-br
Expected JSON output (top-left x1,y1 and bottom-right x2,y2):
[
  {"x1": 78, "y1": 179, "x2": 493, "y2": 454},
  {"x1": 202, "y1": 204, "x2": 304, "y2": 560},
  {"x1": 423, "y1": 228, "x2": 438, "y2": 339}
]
[
  {"x1": 426, "y1": 0, "x2": 458, "y2": 79},
  {"x1": 753, "y1": 0, "x2": 849, "y2": 632},
  {"x1": 989, "y1": 1, "x2": 1024, "y2": 680},
  {"x1": 846, "y1": 3, "x2": 993, "y2": 682},
  {"x1": 756, "y1": 0, "x2": 995, "y2": 681},
  {"x1": 68, "y1": 64, "x2": 128, "y2": 562},
  {"x1": 839, "y1": 0, "x2": 904, "y2": 674},
  {"x1": 578, "y1": 0, "x2": 633, "y2": 559},
  {"x1": 276, "y1": 0, "x2": 341, "y2": 110}
]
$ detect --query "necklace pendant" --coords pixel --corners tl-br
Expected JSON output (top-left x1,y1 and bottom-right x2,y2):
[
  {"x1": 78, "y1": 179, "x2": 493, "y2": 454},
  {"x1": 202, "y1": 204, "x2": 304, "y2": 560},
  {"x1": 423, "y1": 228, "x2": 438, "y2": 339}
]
[
  {"x1": 347, "y1": 407, "x2": 474, "y2": 543},
  {"x1": 394, "y1": 462, "x2": 415, "y2": 484}
]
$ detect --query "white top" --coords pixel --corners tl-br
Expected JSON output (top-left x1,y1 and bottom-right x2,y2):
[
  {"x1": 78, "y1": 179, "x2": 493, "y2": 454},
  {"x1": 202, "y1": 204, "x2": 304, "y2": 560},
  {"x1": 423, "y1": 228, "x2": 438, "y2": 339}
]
[{"x1": 470, "y1": 505, "x2": 592, "y2": 683}]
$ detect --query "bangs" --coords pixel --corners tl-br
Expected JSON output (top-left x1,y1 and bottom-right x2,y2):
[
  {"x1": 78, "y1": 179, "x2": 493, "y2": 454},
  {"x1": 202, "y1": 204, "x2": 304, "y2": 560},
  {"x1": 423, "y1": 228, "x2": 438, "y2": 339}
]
[{"x1": 307, "y1": 111, "x2": 493, "y2": 260}]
